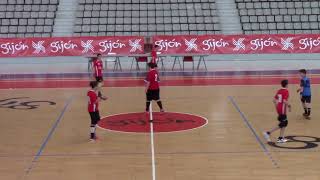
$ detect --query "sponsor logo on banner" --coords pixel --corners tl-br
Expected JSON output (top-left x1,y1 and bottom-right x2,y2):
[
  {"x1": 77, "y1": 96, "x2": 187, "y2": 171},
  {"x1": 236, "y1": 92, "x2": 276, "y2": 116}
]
[
  {"x1": 232, "y1": 38, "x2": 246, "y2": 51},
  {"x1": 32, "y1": 41, "x2": 46, "y2": 54},
  {"x1": 153, "y1": 34, "x2": 320, "y2": 54},
  {"x1": 129, "y1": 39, "x2": 143, "y2": 52},
  {"x1": 0, "y1": 42, "x2": 28, "y2": 55},
  {"x1": 2, "y1": 35, "x2": 320, "y2": 57},
  {"x1": 202, "y1": 38, "x2": 229, "y2": 51},
  {"x1": 250, "y1": 38, "x2": 278, "y2": 51},
  {"x1": 50, "y1": 40, "x2": 78, "y2": 53},
  {"x1": 281, "y1": 37, "x2": 294, "y2": 50},
  {"x1": 99, "y1": 40, "x2": 125, "y2": 53},
  {"x1": 185, "y1": 38, "x2": 198, "y2": 51},
  {"x1": 154, "y1": 39, "x2": 182, "y2": 51},
  {"x1": 81, "y1": 40, "x2": 94, "y2": 53},
  {"x1": 299, "y1": 37, "x2": 320, "y2": 50},
  {"x1": 0, "y1": 36, "x2": 144, "y2": 57}
]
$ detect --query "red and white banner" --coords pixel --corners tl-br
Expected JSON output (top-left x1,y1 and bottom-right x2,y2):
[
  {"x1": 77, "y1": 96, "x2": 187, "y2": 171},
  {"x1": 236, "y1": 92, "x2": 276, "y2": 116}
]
[
  {"x1": 153, "y1": 34, "x2": 320, "y2": 55},
  {"x1": 1, "y1": 34, "x2": 320, "y2": 57},
  {"x1": 0, "y1": 36, "x2": 144, "y2": 57}
]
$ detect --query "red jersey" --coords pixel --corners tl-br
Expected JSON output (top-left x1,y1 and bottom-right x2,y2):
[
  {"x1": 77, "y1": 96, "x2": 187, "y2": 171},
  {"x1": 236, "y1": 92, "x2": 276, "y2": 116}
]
[
  {"x1": 92, "y1": 58, "x2": 103, "y2": 77},
  {"x1": 145, "y1": 69, "x2": 160, "y2": 90},
  {"x1": 151, "y1": 50, "x2": 157, "y2": 64},
  {"x1": 87, "y1": 90, "x2": 99, "y2": 112},
  {"x1": 274, "y1": 88, "x2": 289, "y2": 115}
]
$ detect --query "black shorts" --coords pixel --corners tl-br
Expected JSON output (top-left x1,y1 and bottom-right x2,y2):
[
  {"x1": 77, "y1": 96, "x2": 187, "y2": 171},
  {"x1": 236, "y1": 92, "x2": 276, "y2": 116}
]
[
  {"x1": 278, "y1": 114, "x2": 288, "y2": 128},
  {"x1": 89, "y1": 111, "x2": 101, "y2": 125},
  {"x1": 301, "y1": 96, "x2": 311, "y2": 103},
  {"x1": 146, "y1": 89, "x2": 160, "y2": 101},
  {"x1": 95, "y1": 76, "x2": 103, "y2": 82}
]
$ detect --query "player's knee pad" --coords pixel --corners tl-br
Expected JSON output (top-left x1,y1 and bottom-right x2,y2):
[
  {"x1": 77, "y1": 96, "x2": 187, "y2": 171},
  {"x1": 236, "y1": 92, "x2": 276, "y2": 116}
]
[{"x1": 278, "y1": 120, "x2": 288, "y2": 128}]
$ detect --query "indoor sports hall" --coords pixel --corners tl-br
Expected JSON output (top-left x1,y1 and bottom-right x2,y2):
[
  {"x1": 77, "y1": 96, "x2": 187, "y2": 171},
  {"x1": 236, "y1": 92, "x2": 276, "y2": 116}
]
[{"x1": 1, "y1": 0, "x2": 320, "y2": 180}]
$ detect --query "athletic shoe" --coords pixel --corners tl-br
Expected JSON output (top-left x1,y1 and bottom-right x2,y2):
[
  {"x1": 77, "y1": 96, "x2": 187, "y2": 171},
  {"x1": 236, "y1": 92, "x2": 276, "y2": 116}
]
[
  {"x1": 303, "y1": 113, "x2": 308, "y2": 117},
  {"x1": 277, "y1": 138, "x2": 288, "y2": 143},
  {"x1": 89, "y1": 135, "x2": 99, "y2": 142},
  {"x1": 160, "y1": 109, "x2": 165, "y2": 113},
  {"x1": 263, "y1": 132, "x2": 271, "y2": 142},
  {"x1": 100, "y1": 96, "x2": 108, "y2": 101}
]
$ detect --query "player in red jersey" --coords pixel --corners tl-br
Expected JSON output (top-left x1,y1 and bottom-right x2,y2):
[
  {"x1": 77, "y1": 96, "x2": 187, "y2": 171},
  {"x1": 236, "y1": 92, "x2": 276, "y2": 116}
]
[
  {"x1": 92, "y1": 54, "x2": 104, "y2": 82},
  {"x1": 91, "y1": 54, "x2": 107, "y2": 100},
  {"x1": 151, "y1": 45, "x2": 159, "y2": 64},
  {"x1": 145, "y1": 62, "x2": 164, "y2": 112},
  {"x1": 88, "y1": 81, "x2": 107, "y2": 141},
  {"x1": 263, "y1": 80, "x2": 291, "y2": 143}
]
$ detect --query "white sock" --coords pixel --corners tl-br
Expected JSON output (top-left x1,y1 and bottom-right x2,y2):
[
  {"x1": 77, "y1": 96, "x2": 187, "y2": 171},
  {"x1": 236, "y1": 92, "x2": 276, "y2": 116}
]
[{"x1": 90, "y1": 125, "x2": 96, "y2": 134}]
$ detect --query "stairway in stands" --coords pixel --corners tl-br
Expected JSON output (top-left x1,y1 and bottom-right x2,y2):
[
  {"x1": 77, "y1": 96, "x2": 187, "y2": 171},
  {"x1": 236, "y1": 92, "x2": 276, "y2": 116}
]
[
  {"x1": 53, "y1": 0, "x2": 78, "y2": 36},
  {"x1": 216, "y1": 0, "x2": 243, "y2": 34}
]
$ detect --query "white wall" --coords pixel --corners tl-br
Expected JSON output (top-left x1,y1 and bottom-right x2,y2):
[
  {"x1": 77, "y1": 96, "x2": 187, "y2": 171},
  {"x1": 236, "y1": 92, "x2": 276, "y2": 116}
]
[{"x1": 0, "y1": 54, "x2": 319, "y2": 74}]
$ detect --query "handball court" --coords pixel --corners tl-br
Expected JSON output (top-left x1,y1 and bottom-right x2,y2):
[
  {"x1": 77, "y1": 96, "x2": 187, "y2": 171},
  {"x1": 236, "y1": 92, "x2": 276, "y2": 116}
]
[{"x1": 1, "y1": 73, "x2": 320, "y2": 180}]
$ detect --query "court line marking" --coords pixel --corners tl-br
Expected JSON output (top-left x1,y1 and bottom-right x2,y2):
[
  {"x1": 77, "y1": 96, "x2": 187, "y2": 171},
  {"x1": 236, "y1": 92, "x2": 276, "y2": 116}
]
[
  {"x1": 228, "y1": 96, "x2": 280, "y2": 168},
  {"x1": 149, "y1": 102, "x2": 156, "y2": 180},
  {"x1": 1, "y1": 82, "x2": 319, "y2": 90},
  {"x1": 2, "y1": 148, "x2": 320, "y2": 159},
  {"x1": 22, "y1": 96, "x2": 74, "y2": 179},
  {"x1": 2, "y1": 74, "x2": 317, "y2": 82}
]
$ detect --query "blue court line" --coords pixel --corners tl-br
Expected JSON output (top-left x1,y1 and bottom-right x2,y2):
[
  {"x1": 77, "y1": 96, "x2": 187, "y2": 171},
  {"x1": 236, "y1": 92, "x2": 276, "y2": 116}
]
[
  {"x1": 23, "y1": 96, "x2": 74, "y2": 176},
  {"x1": 228, "y1": 96, "x2": 280, "y2": 168}
]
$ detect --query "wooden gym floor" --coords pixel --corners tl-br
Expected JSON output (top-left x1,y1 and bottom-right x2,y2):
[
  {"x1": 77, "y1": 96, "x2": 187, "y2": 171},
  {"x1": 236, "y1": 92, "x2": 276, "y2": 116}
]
[{"x1": 1, "y1": 78, "x2": 320, "y2": 180}]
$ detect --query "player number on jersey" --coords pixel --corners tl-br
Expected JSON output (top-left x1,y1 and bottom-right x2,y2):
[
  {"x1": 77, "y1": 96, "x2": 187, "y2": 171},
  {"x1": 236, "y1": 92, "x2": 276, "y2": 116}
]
[
  {"x1": 155, "y1": 74, "x2": 158, "y2": 82},
  {"x1": 277, "y1": 94, "x2": 282, "y2": 103}
]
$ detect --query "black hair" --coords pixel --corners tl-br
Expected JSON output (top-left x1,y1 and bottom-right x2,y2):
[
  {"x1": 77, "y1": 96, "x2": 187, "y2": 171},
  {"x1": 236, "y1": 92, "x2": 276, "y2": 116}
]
[
  {"x1": 299, "y1": 69, "x2": 307, "y2": 74},
  {"x1": 154, "y1": 45, "x2": 159, "y2": 48},
  {"x1": 148, "y1": 62, "x2": 157, "y2": 69},
  {"x1": 90, "y1": 81, "x2": 98, "y2": 89},
  {"x1": 97, "y1": 53, "x2": 102, "y2": 57},
  {"x1": 281, "y1": 79, "x2": 289, "y2": 88}
]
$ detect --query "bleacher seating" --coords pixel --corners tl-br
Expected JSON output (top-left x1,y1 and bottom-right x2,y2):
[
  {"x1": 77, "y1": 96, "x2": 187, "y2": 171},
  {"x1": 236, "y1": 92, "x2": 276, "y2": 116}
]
[
  {"x1": 0, "y1": 0, "x2": 59, "y2": 38},
  {"x1": 74, "y1": 0, "x2": 221, "y2": 36},
  {"x1": 1, "y1": 0, "x2": 319, "y2": 38},
  {"x1": 236, "y1": 0, "x2": 320, "y2": 34}
]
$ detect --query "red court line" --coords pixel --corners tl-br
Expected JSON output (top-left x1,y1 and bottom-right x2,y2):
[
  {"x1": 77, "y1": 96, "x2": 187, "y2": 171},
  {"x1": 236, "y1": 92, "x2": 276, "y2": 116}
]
[
  {"x1": 3, "y1": 74, "x2": 320, "y2": 82},
  {"x1": 0, "y1": 75, "x2": 312, "y2": 82},
  {"x1": 1, "y1": 76, "x2": 320, "y2": 89}
]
